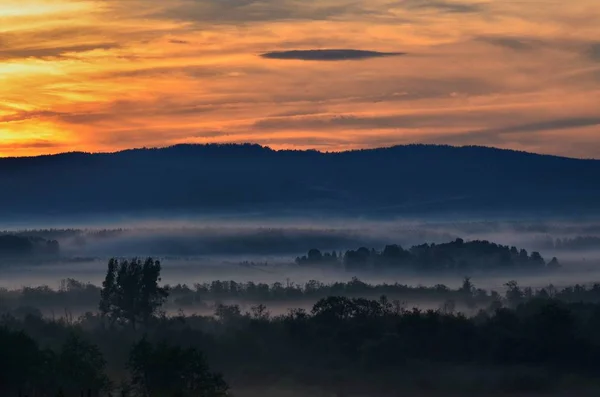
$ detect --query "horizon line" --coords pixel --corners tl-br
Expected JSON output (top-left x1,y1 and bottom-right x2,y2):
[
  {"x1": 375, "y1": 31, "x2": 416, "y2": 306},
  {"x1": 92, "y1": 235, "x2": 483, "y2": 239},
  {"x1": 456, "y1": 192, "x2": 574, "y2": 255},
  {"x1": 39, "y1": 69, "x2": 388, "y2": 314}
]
[{"x1": 0, "y1": 142, "x2": 596, "y2": 161}]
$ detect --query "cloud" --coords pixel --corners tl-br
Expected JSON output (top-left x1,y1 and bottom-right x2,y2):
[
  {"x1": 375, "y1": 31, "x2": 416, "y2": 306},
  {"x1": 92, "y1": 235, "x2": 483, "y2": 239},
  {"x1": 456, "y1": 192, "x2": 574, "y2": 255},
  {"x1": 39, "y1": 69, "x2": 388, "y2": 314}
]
[
  {"x1": 478, "y1": 117, "x2": 600, "y2": 136},
  {"x1": 477, "y1": 36, "x2": 541, "y2": 51},
  {"x1": 426, "y1": 117, "x2": 600, "y2": 146},
  {"x1": 104, "y1": 65, "x2": 223, "y2": 79},
  {"x1": 0, "y1": 140, "x2": 63, "y2": 150},
  {"x1": 151, "y1": 0, "x2": 371, "y2": 24},
  {"x1": 2, "y1": 0, "x2": 600, "y2": 159},
  {"x1": 588, "y1": 42, "x2": 600, "y2": 61},
  {"x1": 56, "y1": 101, "x2": 220, "y2": 126},
  {"x1": 253, "y1": 109, "x2": 506, "y2": 131},
  {"x1": 251, "y1": 112, "x2": 600, "y2": 154},
  {"x1": 0, "y1": 111, "x2": 63, "y2": 123},
  {"x1": 0, "y1": 43, "x2": 119, "y2": 60},
  {"x1": 400, "y1": 0, "x2": 484, "y2": 13},
  {"x1": 254, "y1": 114, "x2": 429, "y2": 131},
  {"x1": 260, "y1": 49, "x2": 406, "y2": 61}
]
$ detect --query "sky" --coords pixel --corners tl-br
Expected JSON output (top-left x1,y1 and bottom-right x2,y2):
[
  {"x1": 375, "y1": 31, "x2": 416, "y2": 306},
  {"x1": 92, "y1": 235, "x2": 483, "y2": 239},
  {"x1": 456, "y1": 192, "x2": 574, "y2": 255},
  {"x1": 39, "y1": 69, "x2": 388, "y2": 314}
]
[{"x1": 0, "y1": 0, "x2": 599, "y2": 158}]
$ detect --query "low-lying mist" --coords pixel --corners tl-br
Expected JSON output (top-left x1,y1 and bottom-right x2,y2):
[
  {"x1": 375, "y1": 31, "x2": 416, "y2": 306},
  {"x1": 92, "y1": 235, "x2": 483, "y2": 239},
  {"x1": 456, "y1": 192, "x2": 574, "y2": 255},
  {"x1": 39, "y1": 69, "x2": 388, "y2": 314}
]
[
  {"x1": 3, "y1": 214, "x2": 600, "y2": 397},
  {"x1": 2, "y1": 216, "x2": 600, "y2": 292}
]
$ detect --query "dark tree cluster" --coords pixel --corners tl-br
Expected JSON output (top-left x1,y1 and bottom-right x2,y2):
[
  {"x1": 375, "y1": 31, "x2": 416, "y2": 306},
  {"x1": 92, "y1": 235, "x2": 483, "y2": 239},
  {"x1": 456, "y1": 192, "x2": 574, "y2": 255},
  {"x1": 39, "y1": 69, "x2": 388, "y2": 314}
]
[
  {"x1": 6, "y1": 293, "x2": 600, "y2": 395},
  {"x1": 5, "y1": 258, "x2": 600, "y2": 395},
  {"x1": 0, "y1": 258, "x2": 226, "y2": 397},
  {"x1": 128, "y1": 338, "x2": 228, "y2": 397},
  {"x1": 169, "y1": 277, "x2": 495, "y2": 308},
  {"x1": 11, "y1": 276, "x2": 600, "y2": 315},
  {"x1": 0, "y1": 327, "x2": 226, "y2": 397},
  {"x1": 0, "y1": 330, "x2": 108, "y2": 396},
  {"x1": 545, "y1": 236, "x2": 600, "y2": 251},
  {"x1": 131, "y1": 296, "x2": 600, "y2": 393},
  {"x1": 297, "y1": 239, "x2": 559, "y2": 272},
  {"x1": 0, "y1": 235, "x2": 59, "y2": 258},
  {"x1": 295, "y1": 248, "x2": 340, "y2": 265},
  {"x1": 99, "y1": 258, "x2": 169, "y2": 329}
]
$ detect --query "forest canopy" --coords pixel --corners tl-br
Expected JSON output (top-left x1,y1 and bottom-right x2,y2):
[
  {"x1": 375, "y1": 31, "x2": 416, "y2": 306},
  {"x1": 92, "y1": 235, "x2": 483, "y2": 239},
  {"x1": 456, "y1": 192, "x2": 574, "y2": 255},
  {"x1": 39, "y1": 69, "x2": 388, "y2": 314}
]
[
  {"x1": 0, "y1": 235, "x2": 59, "y2": 258},
  {"x1": 2, "y1": 257, "x2": 600, "y2": 396},
  {"x1": 296, "y1": 239, "x2": 560, "y2": 272}
]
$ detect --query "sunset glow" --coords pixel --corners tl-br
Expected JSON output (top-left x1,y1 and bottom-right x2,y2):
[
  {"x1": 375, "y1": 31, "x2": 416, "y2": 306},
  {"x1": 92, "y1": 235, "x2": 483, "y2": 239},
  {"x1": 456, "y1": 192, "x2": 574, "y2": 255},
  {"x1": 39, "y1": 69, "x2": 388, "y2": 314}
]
[{"x1": 1, "y1": 0, "x2": 599, "y2": 157}]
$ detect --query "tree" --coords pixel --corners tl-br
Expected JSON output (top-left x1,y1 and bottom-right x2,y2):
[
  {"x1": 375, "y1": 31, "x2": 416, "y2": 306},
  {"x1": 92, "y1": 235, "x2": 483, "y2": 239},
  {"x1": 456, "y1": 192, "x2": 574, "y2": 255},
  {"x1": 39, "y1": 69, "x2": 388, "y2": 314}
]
[
  {"x1": 53, "y1": 333, "x2": 110, "y2": 396},
  {"x1": 0, "y1": 329, "x2": 108, "y2": 396},
  {"x1": 214, "y1": 303, "x2": 243, "y2": 323},
  {"x1": 250, "y1": 303, "x2": 270, "y2": 320},
  {"x1": 505, "y1": 280, "x2": 523, "y2": 307},
  {"x1": 99, "y1": 258, "x2": 169, "y2": 329},
  {"x1": 547, "y1": 257, "x2": 561, "y2": 269},
  {"x1": 459, "y1": 277, "x2": 476, "y2": 309},
  {"x1": 307, "y1": 248, "x2": 323, "y2": 263},
  {"x1": 518, "y1": 249, "x2": 529, "y2": 264},
  {"x1": 380, "y1": 244, "x2": 409, "y2": 267},
  {"x1": 344, "y1": 247, "x2": 371, "y2": 271},
  {"x1": 0, "y1": 327, "x2": 42, "y2": 395},
  {"x1": 459, "y1": 277, "x2": 474, "y2": 296},
  {"x1": 100, "y1": 258, "x2": 118, "y2": 323},
  {"x1": 529, "y1": 251, "x2": 545, "y2": 267},
  {"x1": 128, "y1": 338, "x2": 229, "y2": 397}
]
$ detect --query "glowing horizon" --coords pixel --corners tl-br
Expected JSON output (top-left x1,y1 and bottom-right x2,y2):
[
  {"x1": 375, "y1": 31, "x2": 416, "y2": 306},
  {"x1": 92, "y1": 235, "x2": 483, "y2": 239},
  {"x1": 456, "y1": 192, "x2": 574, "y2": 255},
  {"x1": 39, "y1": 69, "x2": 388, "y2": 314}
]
[{"x1": 1, "y1": 0, "x2": 599, "y2": 158}]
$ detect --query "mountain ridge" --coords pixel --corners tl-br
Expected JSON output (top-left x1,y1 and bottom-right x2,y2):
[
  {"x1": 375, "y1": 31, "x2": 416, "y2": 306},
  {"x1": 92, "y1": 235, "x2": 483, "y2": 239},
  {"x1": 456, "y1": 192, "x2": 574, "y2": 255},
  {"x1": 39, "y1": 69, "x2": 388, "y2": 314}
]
[
  {"x1": 0, "y1": 143, "x2": 596, "y2": 162},
  {"x1": 0, "y1": 143, "x2": 599, "y2": 219}
]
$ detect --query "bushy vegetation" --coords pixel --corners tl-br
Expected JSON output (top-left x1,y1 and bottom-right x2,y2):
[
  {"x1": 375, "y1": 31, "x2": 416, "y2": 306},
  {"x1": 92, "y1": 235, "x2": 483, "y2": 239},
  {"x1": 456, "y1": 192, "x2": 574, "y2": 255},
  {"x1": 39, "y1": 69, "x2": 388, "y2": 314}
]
[
  {"x1": 4, "y1": 258, "x2": 600, "y2": 395},
  {"x1": 5, "y1": 289, "x2": 600, "y2": 395},
  {"x1": 296, "y1": 239, "x2": 560, "y2": 272},
  {"x1": 0, "y1": 234, "x2": 59, "y2": 258},
  {"x1": 11, "y1": 273, "x2": 600, "y2": 316},
  {"x1": 0, "y1": 329, "x2": 109, "y2": 396},
  {"x1": 0, "y1": 326, "x2": 226, "y2": 397}
]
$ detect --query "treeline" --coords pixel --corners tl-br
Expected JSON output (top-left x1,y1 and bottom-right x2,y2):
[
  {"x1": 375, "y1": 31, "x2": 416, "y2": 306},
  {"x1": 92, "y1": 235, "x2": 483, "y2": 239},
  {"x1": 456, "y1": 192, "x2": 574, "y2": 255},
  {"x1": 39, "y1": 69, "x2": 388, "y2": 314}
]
[
  {"x1": 7, "y1": 275, "x2": 600, "y2": 317},
  {"x1": 0, "y1": 235, "x2": 59, "y2": 258},
  {"x1": 296, "y1": 238, "x2": 560, "y2": 272},
  {"x1": 537, "y1": 236, "x2": 600, "y2": 251},
  {"x1": 173, "y1": 278, "x2": 600, "y2": 309},
  {"x1": 7, "y1": 294, "x2": 600, "y2": 394},
  {"x1": 0, "y1": 229, "x2": 125, "y2": 239},
  {"x1": 5, "y1": 258, "x2": 600, "y2": 395}
]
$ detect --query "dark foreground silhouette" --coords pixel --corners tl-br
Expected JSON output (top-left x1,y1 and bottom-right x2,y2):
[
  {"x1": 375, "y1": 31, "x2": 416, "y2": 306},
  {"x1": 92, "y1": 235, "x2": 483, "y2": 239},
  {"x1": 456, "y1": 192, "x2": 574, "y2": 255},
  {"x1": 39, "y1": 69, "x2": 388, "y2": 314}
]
[{"x1": 3, "y1": 258, "x2": 600, "y2": 396}]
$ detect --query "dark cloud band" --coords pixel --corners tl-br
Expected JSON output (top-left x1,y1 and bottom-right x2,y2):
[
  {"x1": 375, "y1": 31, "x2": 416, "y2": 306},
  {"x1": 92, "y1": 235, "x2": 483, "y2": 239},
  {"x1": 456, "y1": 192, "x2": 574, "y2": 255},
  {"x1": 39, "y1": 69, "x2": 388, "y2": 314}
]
[{"x1": 260, "y1": 49, "x2": 406, "y2": 61}]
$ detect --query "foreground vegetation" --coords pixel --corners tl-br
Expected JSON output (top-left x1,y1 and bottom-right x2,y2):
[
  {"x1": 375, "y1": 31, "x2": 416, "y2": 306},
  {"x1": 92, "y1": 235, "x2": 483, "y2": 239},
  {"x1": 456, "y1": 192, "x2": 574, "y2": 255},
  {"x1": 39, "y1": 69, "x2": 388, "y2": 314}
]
[
  {"x1": 3, "y1": 258, "x2": 600, "y2": 396},
  {"x1": 5, "y1": 291, "x2": 600, "y2": 395}
]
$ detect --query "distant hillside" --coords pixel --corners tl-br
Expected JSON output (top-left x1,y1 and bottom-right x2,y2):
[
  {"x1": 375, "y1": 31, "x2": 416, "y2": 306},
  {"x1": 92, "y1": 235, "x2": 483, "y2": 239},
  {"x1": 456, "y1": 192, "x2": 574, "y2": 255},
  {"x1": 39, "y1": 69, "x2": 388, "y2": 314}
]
[{"x1": 0, "y1": 144, "x2": 599, "y2": 219}]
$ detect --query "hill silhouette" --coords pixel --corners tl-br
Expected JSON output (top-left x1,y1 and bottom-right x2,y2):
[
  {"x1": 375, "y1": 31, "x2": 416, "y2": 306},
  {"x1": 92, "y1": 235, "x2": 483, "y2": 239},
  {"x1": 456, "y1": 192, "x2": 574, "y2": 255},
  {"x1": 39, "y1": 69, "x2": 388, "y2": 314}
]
[{"x1": 1, "y1": 143, "x2": 599, "y2": 219}]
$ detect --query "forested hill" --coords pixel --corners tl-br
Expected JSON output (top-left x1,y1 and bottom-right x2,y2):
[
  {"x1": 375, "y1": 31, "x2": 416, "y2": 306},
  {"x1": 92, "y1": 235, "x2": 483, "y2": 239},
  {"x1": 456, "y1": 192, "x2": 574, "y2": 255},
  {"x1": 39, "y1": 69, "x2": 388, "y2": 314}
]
[{"x1": 0, "y1": 143, "x2": 599, "y2": 218}]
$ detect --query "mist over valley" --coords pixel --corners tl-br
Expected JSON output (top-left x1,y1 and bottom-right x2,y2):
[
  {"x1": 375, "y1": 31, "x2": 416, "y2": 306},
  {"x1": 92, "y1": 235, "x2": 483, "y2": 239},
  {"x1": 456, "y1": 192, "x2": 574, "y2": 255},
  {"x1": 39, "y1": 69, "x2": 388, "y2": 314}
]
[{"x1": 2, "y1": 145, "x2": 600, "y2": 396}]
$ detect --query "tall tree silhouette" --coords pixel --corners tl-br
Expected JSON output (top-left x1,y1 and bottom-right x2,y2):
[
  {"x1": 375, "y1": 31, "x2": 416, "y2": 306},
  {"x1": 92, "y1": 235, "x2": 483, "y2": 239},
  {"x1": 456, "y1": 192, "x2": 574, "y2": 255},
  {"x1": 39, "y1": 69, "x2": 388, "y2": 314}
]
[{"x1": 99, "y1": 258, "x2": 169, "y2": 329}]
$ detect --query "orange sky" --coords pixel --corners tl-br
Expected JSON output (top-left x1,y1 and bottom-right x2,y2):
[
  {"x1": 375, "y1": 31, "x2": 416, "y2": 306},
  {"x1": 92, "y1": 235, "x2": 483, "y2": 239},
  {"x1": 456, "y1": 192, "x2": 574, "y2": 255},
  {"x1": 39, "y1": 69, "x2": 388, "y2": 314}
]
[{"x1": 1, "y1": 0, "x2": 599, "y2": 158}]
